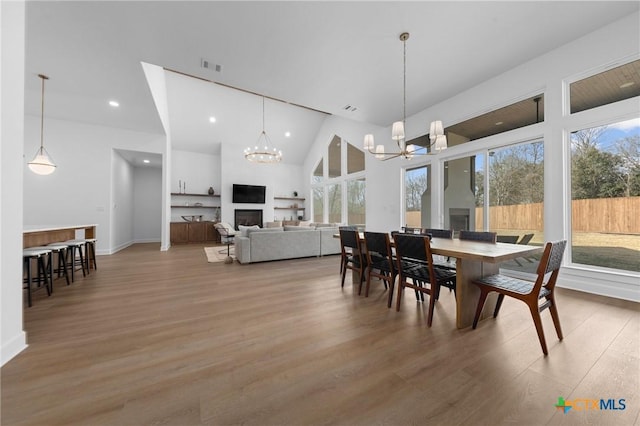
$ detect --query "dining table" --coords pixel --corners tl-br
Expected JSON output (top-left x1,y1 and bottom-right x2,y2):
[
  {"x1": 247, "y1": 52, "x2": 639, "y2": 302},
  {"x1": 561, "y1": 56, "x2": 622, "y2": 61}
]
[
  {"x1": 427, "y1": 237, "x2": 542, "y2": 328},
  {"x1": 341, "y1": 232, "x2": 543, "y2": 329}
]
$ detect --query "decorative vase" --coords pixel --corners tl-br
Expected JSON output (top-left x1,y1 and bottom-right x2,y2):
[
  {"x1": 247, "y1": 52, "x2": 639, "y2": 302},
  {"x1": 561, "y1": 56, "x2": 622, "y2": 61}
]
[
  {"x1": 208, "y1": 187, "x2": 214, "y2": 195},
  {"x1": 293, "y1": 191, "x2": 298, "y2": 197}
]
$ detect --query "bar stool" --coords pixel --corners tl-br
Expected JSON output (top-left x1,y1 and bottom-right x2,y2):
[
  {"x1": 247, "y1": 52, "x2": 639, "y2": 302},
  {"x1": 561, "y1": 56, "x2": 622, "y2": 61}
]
[
  {"x1": 58, "y1": 240, "x2": 86, "y2": 282},
  {"x1": 30, "y1": 244, "x2": 70, "y2": 286},
  {"x1": 23, "y1": 248, "x2": 53, "y2": 307},
  {"x1": 67, "y1": 238, "x2": 97, "y2": 273},
  {"x1": 83, "y1": 238, "x2": 97, "y2": 271}
]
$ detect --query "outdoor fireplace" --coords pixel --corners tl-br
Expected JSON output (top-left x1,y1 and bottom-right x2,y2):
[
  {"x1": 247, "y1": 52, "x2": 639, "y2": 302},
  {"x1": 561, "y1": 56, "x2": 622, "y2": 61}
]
[
  {"x1": 234, "y1": 209, "x2": 263, "y2": 229},
  {"x1": 449, "y1": 208, "x2": 470, "y2": 233}
]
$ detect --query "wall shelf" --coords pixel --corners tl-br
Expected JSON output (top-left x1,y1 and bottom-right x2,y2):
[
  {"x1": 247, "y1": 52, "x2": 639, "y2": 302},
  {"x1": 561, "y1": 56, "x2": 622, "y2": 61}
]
[
  {"x1": 273, "y1": 196, "x2": 306, "y2": 222},
  {"x1": 274, "y1": 196, "x2": 305, "y2": 201},
  {"x1": 171, "y1": 193, "x2": 220, "y2": 197}
]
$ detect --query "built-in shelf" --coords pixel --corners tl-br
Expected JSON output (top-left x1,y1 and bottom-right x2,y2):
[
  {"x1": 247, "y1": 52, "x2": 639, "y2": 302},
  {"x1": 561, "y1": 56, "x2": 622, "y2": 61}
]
[
  {"x1": 171, "y1": 192, "x2": 220, "y2": 197},
  {"x1": 274, "y1": 196, "x2": 305, "y2": 201},
  {"x1": 170, "y1": 205, "x2": 220, "y2": 208},
  {"x1": 273, "y1": 196, "x2": 306, "y2": 221}
]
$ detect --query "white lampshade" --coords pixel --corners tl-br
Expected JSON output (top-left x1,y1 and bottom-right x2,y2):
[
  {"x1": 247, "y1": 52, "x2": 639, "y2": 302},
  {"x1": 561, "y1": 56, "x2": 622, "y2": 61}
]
[
  {"x1": 364, "y1": 134, "x2": 375, "y2": 150},
  {"x1": 391, "y1": 121, "x2": 405, "y2": 141},
  {"x1": 375, "y1": 145, "x2": 385, "y2": 159},
  {"x1": 434, "y1": 134, "x2": 448, "y2": 152},
  {"x1": 27, "y1": 149, "x2": 56, "y2": 175},
  {"x1": 429, "y1": 120, "x2": 444, "y2": 141}
]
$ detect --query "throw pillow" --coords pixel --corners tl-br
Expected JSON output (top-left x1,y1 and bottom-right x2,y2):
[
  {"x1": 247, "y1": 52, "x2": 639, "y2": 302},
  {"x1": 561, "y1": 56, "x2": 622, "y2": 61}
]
[
  {"x1": 238, "y1": 224, "x2": 260, "y2": 237},
  {"x1": 298, "y1": 220, "x2": 312, "y2": 227}
]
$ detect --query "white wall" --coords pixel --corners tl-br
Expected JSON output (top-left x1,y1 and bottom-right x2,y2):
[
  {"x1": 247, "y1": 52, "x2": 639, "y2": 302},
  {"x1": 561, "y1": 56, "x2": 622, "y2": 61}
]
[
  {"x1": 1, "y1": 0, "x2": 27, "y2": 366},
  {"x1": 111, "y1": 150, "x2": 134, "y2": 251},
  {"x1": 220, "y1": 144, "x2": 303, "y2": 226},
  {"x1": 22, "y1": 117, "x2": 165, "y2": 254},
  {"x1": 171, "y1": 149, "x2": 220, "y2": 222},
  {"x1": 133, "y1": 166, "x2": 162, "y2": 242}
]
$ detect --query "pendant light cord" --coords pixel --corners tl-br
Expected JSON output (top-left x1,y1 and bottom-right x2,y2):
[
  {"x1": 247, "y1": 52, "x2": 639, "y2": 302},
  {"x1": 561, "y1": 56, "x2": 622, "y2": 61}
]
[
  {"x1": 403, "y1": 36, "x2": 406, "y2": 127},
  {"x1": 40, "y1": 74, "x2": 46, "y2": 152}
]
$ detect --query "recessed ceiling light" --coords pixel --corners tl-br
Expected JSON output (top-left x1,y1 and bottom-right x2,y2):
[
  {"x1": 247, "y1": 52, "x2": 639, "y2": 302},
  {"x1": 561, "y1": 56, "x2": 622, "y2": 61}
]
[
  {"x1": 495, "y1": 121, "x2": 504, "y2": 126},
  {"x1": 143, "y1": 159, "x2": 150, "y2": 164},
  {"x1": 109, "y1": 100, "x2": 119, "y2": 107},
  {"x1": 209, "y1": 116, "x2": 217, "y2": 123},
  {"x1": 284, "y1": 131, "x2": 291, "y2": 138},
  {"x1": 620, "y1": 82, "x2": 635, "y2": 88}
]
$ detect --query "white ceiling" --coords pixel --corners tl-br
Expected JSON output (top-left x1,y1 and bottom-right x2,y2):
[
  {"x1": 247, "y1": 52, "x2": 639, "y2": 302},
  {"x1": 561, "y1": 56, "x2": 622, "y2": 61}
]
[{"x1": 24, "y1": 1, "x2": 639, "y2": 165}]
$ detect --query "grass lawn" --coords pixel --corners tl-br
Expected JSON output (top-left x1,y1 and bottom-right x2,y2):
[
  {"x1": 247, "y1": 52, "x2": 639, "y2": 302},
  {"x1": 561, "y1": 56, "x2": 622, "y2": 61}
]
[{"x1": 495, "y1": 230, "x2": 640, "y2": 273}]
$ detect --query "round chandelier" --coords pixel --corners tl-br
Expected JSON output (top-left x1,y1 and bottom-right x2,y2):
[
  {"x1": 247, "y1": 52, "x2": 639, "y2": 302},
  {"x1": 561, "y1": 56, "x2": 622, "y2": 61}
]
[{"x1": 244, "y1": 96, "x2": 282, "y2": 163}]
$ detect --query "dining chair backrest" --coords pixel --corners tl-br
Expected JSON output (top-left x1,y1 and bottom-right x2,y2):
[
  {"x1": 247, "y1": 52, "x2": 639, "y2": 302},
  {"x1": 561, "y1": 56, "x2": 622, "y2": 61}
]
[
  {"x1": 518, "y1": 233, "x2": 535, "y2": 245},
  {"x1": 393, "y1": 233, "x2": 429, "y2": 263},
  {"x1": 339, "y1": 228, "x2": 360, "y2": 250},
  {"x1": 459, "y1": 230, "x2": 497, "y2": 243},
  {"x1": 423, "y1": 228, "x2": 453, "y2": 239},
  {"x1": 363, "y1": 231, "x2": 392, "y2": 259},
  {"x1": 539, "y1": 240, "x2": 567, "y2": 278}
]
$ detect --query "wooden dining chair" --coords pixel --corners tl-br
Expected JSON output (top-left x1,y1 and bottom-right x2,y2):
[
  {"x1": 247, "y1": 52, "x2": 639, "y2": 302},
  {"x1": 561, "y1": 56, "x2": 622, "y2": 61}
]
[
  {"x1": 471, "y1": 240, "x2": 567, "y2": 355},
  {"x1": 338, "y1": 226, "x2": 358, "y2": 275},
  {"x1": 363, "y1": 231, "x2": 397, "y2": 307},
  {"x1": 392, "y1": 233, "x2": 457, "y2": 326},
  {"x1": 459, "y1": 230, "x2": 497, "y2": 243},
  {"x1": 339, "y1": 228, "x2": 366, "y2": 292}
]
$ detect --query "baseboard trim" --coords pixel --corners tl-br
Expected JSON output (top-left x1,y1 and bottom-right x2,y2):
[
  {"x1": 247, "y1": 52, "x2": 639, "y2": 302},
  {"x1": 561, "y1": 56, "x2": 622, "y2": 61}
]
[{"x1": 1, "y1": 331, "x2": 27, "y2": 366}]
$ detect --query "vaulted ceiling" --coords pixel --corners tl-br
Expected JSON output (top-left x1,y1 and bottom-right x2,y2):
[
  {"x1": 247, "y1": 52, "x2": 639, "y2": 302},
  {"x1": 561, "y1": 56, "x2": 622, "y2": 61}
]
[{"x1": 24, "y1": 1, "x2": 639, "y2": 164}]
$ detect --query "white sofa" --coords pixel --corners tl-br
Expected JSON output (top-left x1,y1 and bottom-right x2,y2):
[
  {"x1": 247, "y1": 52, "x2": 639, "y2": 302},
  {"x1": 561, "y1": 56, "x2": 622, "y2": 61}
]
[{"x1": 235, "y1": 225, "x2": 340, "y2": 264}]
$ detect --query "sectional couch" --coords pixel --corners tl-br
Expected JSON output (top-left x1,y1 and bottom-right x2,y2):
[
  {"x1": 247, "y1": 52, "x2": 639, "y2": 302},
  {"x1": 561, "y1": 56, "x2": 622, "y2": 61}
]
[{"x1": 234, "y1": 224, "x2": 341, "y2": 264}]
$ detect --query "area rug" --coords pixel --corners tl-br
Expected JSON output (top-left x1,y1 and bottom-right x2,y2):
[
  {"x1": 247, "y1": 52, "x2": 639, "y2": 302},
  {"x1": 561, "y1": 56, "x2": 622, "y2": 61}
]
[{"x1": 204, "y1": 246, "x2": 234, "y2": 263}]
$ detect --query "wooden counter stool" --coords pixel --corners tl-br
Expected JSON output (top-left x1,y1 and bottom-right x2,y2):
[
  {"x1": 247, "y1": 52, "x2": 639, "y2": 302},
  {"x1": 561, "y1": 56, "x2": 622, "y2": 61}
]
[{"x1": 23, "y1": 248, "x2": 53, "y2": 307}]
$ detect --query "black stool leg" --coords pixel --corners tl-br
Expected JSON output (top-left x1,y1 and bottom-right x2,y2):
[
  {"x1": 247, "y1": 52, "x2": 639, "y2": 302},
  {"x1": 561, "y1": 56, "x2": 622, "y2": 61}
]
[
  {"x1": 67, "y1": 246, "x2": 75, "y2": 282},
  {"x1": 24, "y1": 257, "x2": 32, "y2": 307},
  {"x1": 59, "y1": 248, "x2": 70, "y2": 285}
]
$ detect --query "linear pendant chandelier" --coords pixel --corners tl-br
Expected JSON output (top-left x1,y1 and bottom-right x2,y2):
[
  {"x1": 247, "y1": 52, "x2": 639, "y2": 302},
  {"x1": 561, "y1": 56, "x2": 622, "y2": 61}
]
[
  {"x1": 28, "y1": 74, "x2": 57, "y2": 175},
  {"x1": 244, "y1": 96, "x2": 282, "y2": 163},
  {"x1": 364, "y1": 32, "x2": 447, "y2": 160}
]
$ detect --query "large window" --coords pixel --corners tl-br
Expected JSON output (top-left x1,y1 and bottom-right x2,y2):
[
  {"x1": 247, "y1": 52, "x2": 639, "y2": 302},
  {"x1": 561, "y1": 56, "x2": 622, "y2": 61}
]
[
  {"x1": 444, "y1": 154, "x2": 484, "y2": 234},
  {"x1": 570, "y1": 60, "x2": 640, "y2": 114},
  {"x1": 311, "y1": 136, "x2": 365, "y2": 224},
  {"x1": 404, "y1": 165, "x2": 429, "y2": 228},
  {"x1": 570, "y1": 118, "x2": 640, "y2": 272},
  {"x1": 347, "y1": 178, "x2": 365, "y2": 226},
  {"x1": 327, "y1": 183, "x2": 341, "y2": 223},
  {"x1": 487, "y1": 140, "x2": 544, "y2": 238},
  {"x1": 312, "y1": 187, "x2": 323, "y2": 223}
]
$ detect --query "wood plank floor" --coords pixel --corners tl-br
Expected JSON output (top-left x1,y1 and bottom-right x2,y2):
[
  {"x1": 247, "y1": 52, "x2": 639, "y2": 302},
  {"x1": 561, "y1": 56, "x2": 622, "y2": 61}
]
[{"x1": 2, "y1": 243, "x2": 639, "y2": 425}]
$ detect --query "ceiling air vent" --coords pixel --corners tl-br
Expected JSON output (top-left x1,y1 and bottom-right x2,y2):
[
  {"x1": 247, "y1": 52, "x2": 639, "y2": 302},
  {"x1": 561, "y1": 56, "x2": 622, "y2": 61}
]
[
  {"x1": 342, "y1": 105, "x2": 357, "y2": 112},
  {"x1": 201, "y1": 58, "x2": 223, "y2": 72}
]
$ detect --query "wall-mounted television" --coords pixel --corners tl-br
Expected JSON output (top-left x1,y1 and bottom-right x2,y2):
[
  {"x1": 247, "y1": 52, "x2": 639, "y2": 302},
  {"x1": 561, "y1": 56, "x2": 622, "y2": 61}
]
[{"x1": 232, "y1": 184, "x2": 266, "y2": 204}]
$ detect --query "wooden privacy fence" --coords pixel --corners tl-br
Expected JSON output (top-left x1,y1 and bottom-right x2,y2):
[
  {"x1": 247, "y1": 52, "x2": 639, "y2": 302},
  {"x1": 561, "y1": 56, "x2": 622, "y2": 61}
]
[
  {"x1": 474, "y1": 197, "x2": 640, "y2": 234},
  {"x1": 571, "y1": 197, "x2": 640, "y2": 234}
]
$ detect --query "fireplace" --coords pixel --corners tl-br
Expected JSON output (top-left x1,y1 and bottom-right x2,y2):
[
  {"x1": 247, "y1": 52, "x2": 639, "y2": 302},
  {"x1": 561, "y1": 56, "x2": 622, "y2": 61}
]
[
  {"x1": 235, "y1": 209, "x2": 263, "y2": 229},
  {"x1": 449, "y1": 208, "x2": 470, "y2": 233}
]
